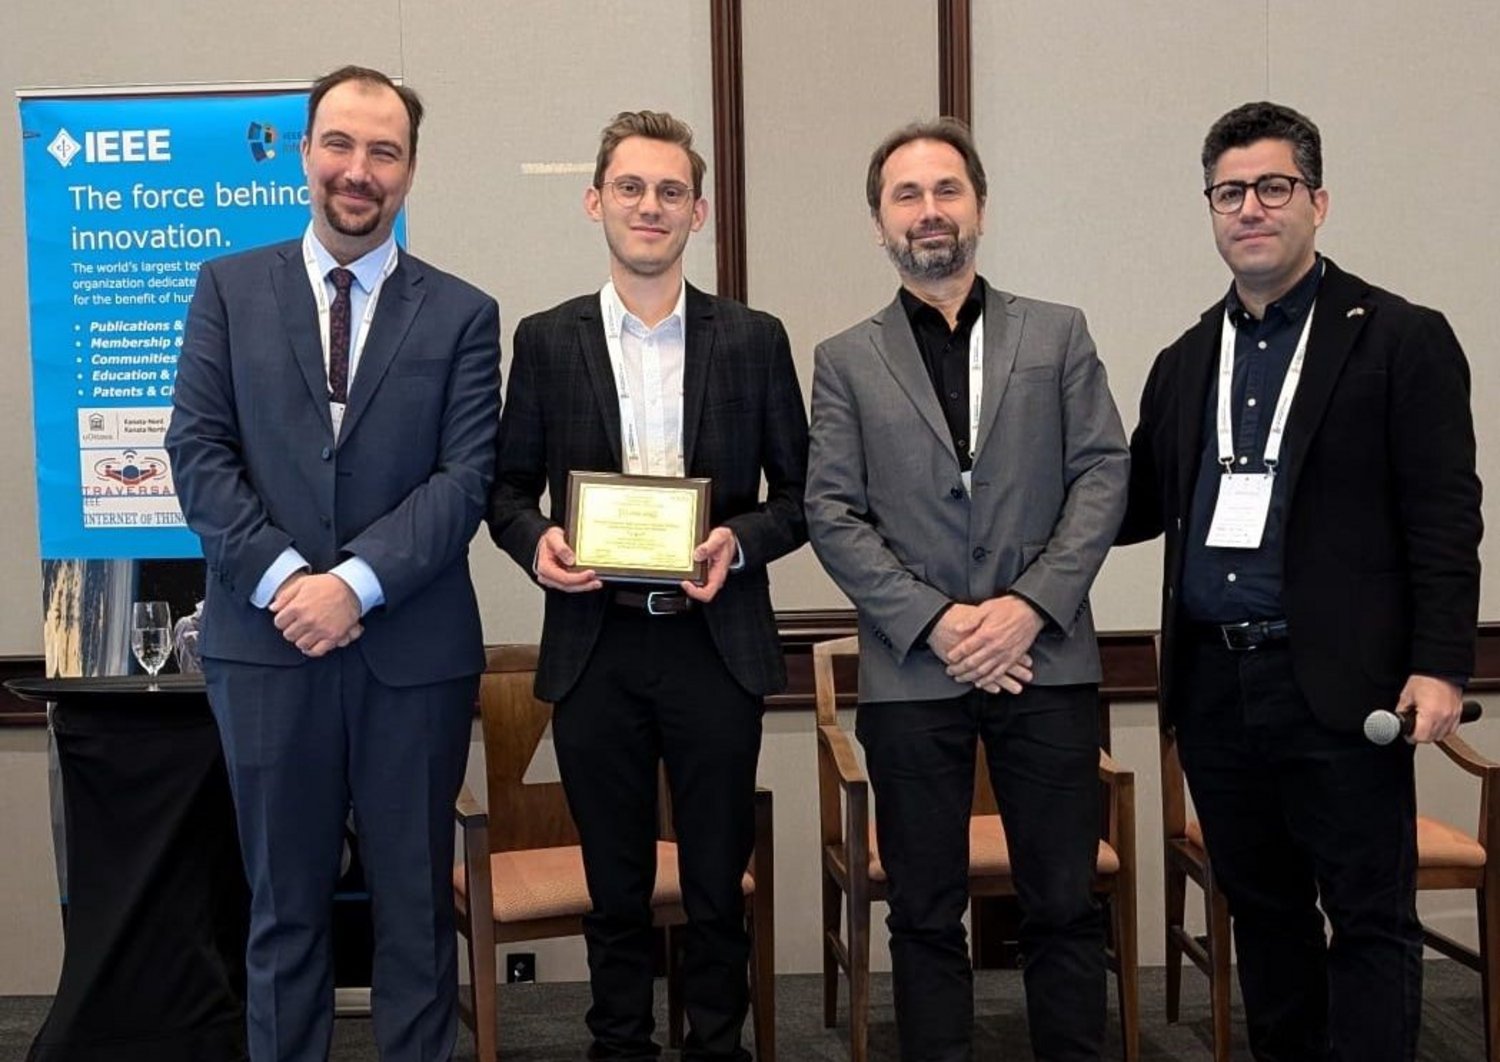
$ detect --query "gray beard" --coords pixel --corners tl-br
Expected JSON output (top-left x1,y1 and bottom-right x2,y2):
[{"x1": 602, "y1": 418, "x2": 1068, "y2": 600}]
[{"x1": 887, "y1": 230, "x2": 977, "y2": 282}]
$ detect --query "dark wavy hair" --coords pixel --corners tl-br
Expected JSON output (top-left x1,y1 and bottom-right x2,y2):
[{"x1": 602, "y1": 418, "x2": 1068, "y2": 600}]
[{"x1": 1202, "y1": 101, "x2": 1321, "y2": 188}]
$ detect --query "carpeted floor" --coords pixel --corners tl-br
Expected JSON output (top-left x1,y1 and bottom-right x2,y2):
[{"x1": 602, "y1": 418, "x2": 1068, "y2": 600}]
[{"x1": 2, "y1": 961, "x2": 1487, "y2": 1060}]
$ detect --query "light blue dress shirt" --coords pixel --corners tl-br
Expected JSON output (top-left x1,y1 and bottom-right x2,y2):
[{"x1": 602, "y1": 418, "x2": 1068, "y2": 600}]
[{"x1": 249, "y1": 227, "x2": 397, "y2": 615}]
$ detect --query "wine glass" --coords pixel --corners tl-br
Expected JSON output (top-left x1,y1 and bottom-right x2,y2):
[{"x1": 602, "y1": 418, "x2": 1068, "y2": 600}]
[{"x1": 131, "y1": 601, "x2": 173, "y2": 689}]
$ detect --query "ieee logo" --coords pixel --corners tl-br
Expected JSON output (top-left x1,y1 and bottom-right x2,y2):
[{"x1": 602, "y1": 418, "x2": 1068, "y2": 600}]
[
  {"x1": 247, "y1": 121, "x2": 279, "y2": 162},
  {"x1": 46, "y1": 127, "x2": 171, "y2": 165},
  {"x1": 48, "y1": 128, "x2": 82, "y2": 167}
]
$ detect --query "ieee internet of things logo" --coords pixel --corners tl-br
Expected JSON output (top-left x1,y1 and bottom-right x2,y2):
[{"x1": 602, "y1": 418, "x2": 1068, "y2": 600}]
[
  {"x1": 247, "y1": 121, "x2": 279, "y2": 162},
  {"x1": 48, "y1": 128, "x2": 82, "y2": 168},
  {"x1": 93, "y1": 450, "x2": 168, "y2": 488}
]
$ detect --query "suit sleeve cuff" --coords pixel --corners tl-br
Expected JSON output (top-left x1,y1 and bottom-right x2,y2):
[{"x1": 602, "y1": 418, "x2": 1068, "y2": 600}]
[
  {"x1": 1006, "y1": 589, "x2": 1054, "y2": 631},
  {"x1": 331, "y1": 557, "x2": 385, "y2": 616},
  {"x1": 251, "y1": 548, "x2": 310, "y2": 609},
  {"x1": 916, "y1": 602, "x2": 955, "y2": 647},
  {"x1": 1415, "y1": 670, "x2": 1470, "y2": 691}
]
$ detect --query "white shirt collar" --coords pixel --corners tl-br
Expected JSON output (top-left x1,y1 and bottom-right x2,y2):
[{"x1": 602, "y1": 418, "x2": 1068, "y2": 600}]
[
  {"x1": 601, "y1": 278, "x2": 687, "y2": 338},
  {"x1": 305, "y1": 224, "x2": 398, "y2": 294}
]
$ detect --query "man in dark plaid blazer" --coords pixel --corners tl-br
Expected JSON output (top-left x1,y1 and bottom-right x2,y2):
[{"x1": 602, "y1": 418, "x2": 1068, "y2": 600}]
[{"x1": 488, "y1": 111, "x2": 807, "y2": 1061}]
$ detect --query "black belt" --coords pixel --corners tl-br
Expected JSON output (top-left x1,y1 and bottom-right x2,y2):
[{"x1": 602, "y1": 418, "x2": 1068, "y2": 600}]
[
  {"x1": 612, "y1": 589, "x2": 694, "y2": 616},
  {"x1": 1195, "y1": 618, "x2": 1290, "y2": 651}
]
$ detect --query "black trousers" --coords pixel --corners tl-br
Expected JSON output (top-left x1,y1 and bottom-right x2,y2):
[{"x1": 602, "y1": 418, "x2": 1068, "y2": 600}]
[
  {"x1": 856, "y1": 683, "x2": 1107, "y2": 1062},
  {"x1": 1175, "y1": 636, "x2": 1422, "y2": 1062},
  {"x1": 552, "y1": 603, "x2": 763, "y2": 1062}
]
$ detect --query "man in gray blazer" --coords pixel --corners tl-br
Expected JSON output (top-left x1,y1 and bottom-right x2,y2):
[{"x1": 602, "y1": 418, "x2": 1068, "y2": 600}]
[{"x1": 805, "y1": 118, "x2": 1129, "y2": 1062}]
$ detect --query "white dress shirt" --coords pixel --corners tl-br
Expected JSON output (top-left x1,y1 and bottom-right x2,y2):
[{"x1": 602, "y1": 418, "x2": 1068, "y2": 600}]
[{"x1": 601, "y1": 279, "x2": 686, "y2": 477}]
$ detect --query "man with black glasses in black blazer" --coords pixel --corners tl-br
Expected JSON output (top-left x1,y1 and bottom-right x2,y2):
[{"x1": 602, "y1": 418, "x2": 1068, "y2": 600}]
[{"x1": 1118, "y1": 101, "x2": 1483, "y2": 1061}]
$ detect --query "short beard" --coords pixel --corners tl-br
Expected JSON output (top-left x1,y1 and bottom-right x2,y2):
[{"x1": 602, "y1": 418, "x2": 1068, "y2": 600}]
[
  {"x1": 324, "y1": 200, "x2": 380, "y2": 239},
  {"x1": 886, "y1": 229, "x2": 977, "y2": 282}
]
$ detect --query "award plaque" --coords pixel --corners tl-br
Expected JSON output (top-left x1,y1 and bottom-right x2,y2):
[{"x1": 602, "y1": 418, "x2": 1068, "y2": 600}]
[{"x1": 566, "y1": 472, "x2": 711, "y2": 584}]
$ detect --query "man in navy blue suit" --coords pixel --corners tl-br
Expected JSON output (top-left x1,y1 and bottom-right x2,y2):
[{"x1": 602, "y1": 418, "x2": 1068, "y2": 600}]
[{"x1": 166, "y1": 66, "x2": 500, "y2": 1062}]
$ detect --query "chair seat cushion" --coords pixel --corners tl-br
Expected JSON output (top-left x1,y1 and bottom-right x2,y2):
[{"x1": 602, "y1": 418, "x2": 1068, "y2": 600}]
[
  {"x1": 1184, "y1": 818, "x2": 1205, "y2": 851},
  {"x1": 1416, "y1": 815, "x2": 1487, "y2": 869},
  {"x1": 868, "y1": 813, "x2": 1119, "y2": 882},
  {"x1": 455, "y1": 841, "x2": 754, "y2": 923},
  {"x1": 1184, "y1": 816, "x2": 1484, "y2": 870}
]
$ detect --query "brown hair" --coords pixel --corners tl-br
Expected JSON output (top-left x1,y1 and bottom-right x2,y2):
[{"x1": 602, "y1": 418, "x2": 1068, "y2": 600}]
[
  {"x1": 866, "y1": 117, "x2": 987, "y2": 214},
  {"x1": 306, "y1": 65, "x2": 424, "y2": 159},
  {"x1": 594, "y1": 110, "x2": 707, "y2": 197}
]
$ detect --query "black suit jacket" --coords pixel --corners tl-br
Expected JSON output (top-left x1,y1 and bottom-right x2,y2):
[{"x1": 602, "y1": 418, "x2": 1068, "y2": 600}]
[
  {"x1": 1119, "y1": 258, "x2": 1482, "y2": 731},
  {"x1": 488, "y1": 284, "x2": 809, "y2": 703}
]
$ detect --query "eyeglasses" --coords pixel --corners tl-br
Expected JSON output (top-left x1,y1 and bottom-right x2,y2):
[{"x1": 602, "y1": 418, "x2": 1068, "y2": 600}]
[
  {"x1": 1204, "y1": 173, "x2": 1314, "y2": 215},
  {"x1": 600, "y1": 177, "x2": 695, "y2": 212}
]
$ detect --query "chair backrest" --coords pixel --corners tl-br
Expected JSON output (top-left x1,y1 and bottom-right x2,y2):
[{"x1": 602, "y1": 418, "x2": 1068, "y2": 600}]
[
  {"x1": 1150, "y1": 634, "x2": 1192, "y2": 839},
  {"x1": 475, "y1": 644, "x2": 681, "y2": 853},
  {"x1": 813, "y1": 634, "x2": 999, "y2": 815},
  {"x1": 476, "y1": 644, "x2": 581, "y2": 853}
]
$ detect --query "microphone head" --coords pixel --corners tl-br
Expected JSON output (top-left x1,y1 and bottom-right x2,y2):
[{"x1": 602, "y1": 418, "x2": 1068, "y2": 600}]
[{"x1": 1363, "y1": 709, "x2": 1402, "y2": 746}]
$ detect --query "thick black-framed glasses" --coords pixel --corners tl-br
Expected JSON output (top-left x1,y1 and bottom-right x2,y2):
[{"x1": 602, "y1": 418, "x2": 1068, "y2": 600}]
[
  {"x1": 600, "y1": 177, "x2": 695, "y2": 212},
  {"x1": 1204, "y1": 173, "x2": 1312, "y2": 215}
]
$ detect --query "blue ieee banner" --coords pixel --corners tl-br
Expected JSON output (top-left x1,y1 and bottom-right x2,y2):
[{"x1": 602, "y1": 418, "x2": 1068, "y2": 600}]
[{"x1": 18, "y1": 88, "x2": 405, "y2": 559}]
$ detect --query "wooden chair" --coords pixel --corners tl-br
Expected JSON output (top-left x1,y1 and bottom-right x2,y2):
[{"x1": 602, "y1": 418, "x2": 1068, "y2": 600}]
[
  {"x1": 1158, "y1": 643, "x2": 1500, "y2": 1060},
  {"x1": 812, "y1": 635, "x2": 1140, "y2": 1061},
  {"x1": 1158, "y1": 690, "x2": 1236, "y2": 1062},
  {"x1": 454, "y1": 644, "x2": 776, "y2": 1060}
]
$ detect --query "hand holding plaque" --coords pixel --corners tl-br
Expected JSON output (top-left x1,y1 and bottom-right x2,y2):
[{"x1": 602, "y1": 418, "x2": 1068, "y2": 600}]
[
  {"x1": 566, "y1": 472, "x2": 712, "y2": 584},
  {"x1": 679, "y1": 526, "x2": 738, "y2": 603},
  {"x1": 534, "y1": 527, "x2": 605, "y2": 593}
]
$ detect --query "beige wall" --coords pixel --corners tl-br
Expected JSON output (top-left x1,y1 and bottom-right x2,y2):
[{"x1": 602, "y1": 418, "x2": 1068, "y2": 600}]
[
  {"x1": 1, "y1": 0, "x2": 1496, "y2": 993},
  {"x1": 971, "y1": 1, "x2": 1500, "y2": 633}
]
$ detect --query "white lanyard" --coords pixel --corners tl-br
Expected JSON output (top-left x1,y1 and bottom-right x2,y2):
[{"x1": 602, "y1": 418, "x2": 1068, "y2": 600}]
[
  {"x1": 599, "y1": 285, "x2": 684, "y2": 476},
  {"x1": 1215, "y1": 302, "x2": 1315, "y2": 475},
  {"x1": 966, "y1": 313, "x2": 985, "y2": 461},
  {"x1": 953, "y1": 313, "x2": 985, "y2": 492},
  {"x1": 302, "y1": 232, "x2": 399, "y2": 412}
]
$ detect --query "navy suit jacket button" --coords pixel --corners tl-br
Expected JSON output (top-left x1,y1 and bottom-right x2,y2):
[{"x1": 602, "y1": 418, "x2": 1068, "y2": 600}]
[
  {"x1": 321, "y1": 446, "x2": 332, "y2": 461},
  {"x1": 950, "y1": 486, "x2": 965, "y2": 499},
  {"x1": 972, "y1": 547, "x2": 987, "y2": 561}
]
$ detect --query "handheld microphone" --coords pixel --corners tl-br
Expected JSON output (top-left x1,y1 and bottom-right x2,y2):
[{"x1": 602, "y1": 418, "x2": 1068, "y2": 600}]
[{"x1": 1363, "y1": 700, "x2": 1483, "y2": 746}]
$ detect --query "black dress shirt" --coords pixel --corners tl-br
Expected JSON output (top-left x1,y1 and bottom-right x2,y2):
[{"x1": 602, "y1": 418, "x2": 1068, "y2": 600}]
[
  {"x1": 899, "y1": 277, "x2": 986, "y2": 472},
  {"x1": 1181, "y1": 258, "x2": 1323, "y2": 623}
]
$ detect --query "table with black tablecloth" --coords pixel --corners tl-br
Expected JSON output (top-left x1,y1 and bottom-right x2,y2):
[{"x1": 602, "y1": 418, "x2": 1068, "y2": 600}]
[{"x1": 7, "y1": 675, "x2": 248, "y2": 1062}]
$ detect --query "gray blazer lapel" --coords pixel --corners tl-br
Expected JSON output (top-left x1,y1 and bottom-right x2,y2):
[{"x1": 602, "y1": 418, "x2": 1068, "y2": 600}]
[
  {"x1": 577, "y1": 302, "x2": 623, "y2": 467},
  {"x1": 873, "y1": 296, "x2": 954, "y2": 457},
  {"x1": 972, "y1": 285, "x2": 1023, "y2": 461},
  {"x1": 270, "y1": 248, "x2": 334, "y2": 436},
  {"x1": 340, "y1": 254, "x2": 424, "y2": 443},
  {"x1": 681, "y1": 286, "x2": 715, "y2": 475}
]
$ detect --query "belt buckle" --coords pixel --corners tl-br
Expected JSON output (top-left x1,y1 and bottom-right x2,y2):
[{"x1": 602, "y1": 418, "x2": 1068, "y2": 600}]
[
  {"x1": 645, "y1": 591, "x2": 677, "y2": 616},
  {"x1": 1220, "y1": 621, "x2": 1257, "y2": 651}
]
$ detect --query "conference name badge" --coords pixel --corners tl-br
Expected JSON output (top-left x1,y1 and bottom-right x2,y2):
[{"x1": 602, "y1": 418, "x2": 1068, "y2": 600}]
[
  {"x1": 565, "y1": 471, "x2": 711, "y2": 584},
  {"x1": 1204, "y1": 473, "x2": 1274, "y2": 549}
]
